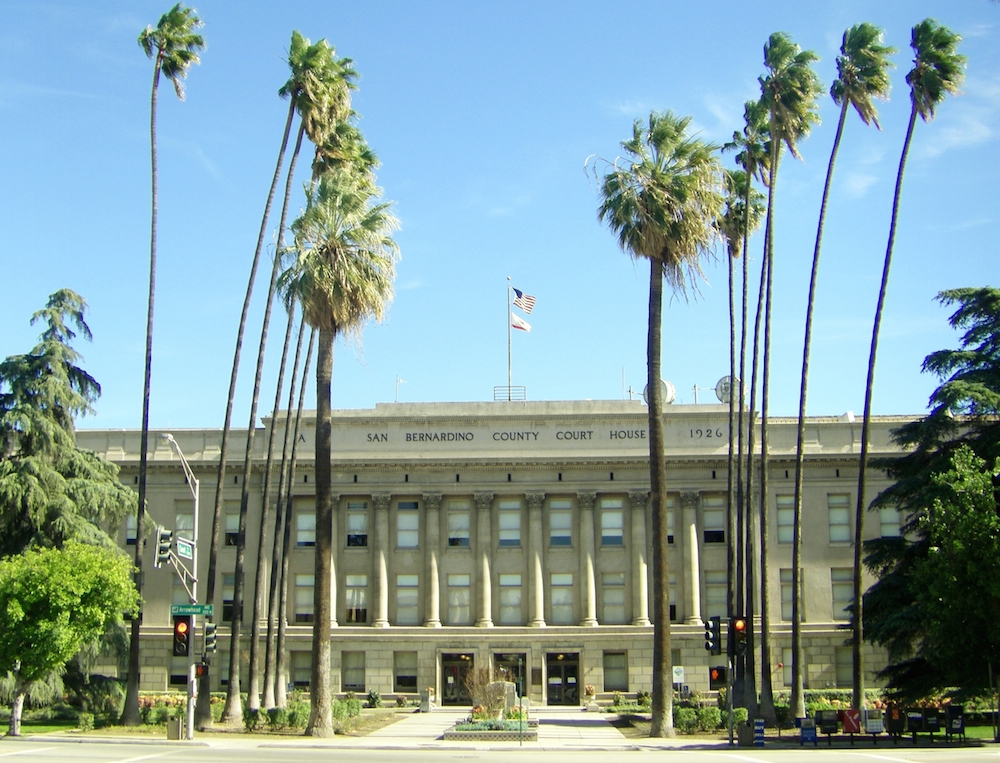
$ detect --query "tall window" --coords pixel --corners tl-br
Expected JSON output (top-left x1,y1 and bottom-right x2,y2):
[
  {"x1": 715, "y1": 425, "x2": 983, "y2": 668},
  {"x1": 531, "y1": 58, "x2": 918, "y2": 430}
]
[
  {"x1": 776, "y1": 495, "x2": 794, "y2": 544},
  {"x1": 669, "y1": 572, "x2": 677, "y2": 621},
  {"x1": 498, "y1": 501, "x2": 521, "y2": 547},
  {"x1": 703, "y1": 570, "x2": 727, "y2": 619},
  {"x1": 447, "y1": 574, "x2": 471, "y2": 625},
  {"x1": 175, "y1": 510, "x2": 194, "y2": 541},
  {"x1": 603, "y1": 651, "x2": 628, "y2": 692},
  {"x1": 602, "y1": 572, "x2": 626, "y2": 624},
  {"x1": 125, "y1": 514, "x2": 137, "y2": 546},
  {"x1": 781, "y1": 647, "x2": 793, "y2": 687},
  {"x1": 550, "y1": 573, "x2": 574, "y2": 624},
  {"x1": 347, "y1": 501, "x2": 368, "y2": 546},
  {"x1": 297, "y1": 512, "x2": 316, "y2": 547},
  {"x1": 225, "y1": 511, "x2": 239, "y2": 546},
  {"x1": 831, "y1": 567, "x2": 852, "y2": 620},
  {"x1": 835, "y1": 646, "x2": 852, "y2": 687},
  {"x1": 171, "y1": 577, "x2": 188, "y2": 607},
  {"x1": 295, "y1": 574, "x2": 315, "y2": 623},
  {"x1": 879, "y1": 507, "x2": 902, "y2": 537},
  {"x1": 600, "y1": 499, "x2": 624, "y2": 546},
  {"x1": 550, "y1": 500, "x2": 572, "y2": 546},
  {"x1": 222, "y1": 573, "x2": 236, "y2": 621},
  {"x1": 394, "y1": 651, "x2": 418, "y2": 693},
  {"x1": 667, "y1": 497, "x2": 675, "y2": 544},
  {"x1": 780, "y1": 568, "x2": 793, "y2": 621},
  {"x1": 397, "y1": 501, "x2": 419, "y2": 548},
  {"x1": 702, "y1": 495, "x2": 725, "y2": 543},
  {"x1": 345, "y1": 574, "x2": 368, "y2": 624},
  {"x1": 499, "y1": 574, "x2": 522, "y2": 624},
  {"x1": 447, "y1": 501, "x2": 470, "y2": 547},
  {"x1": 396, "y1": 574, "x2": 419, "y2": 624},
  {"x1": 292, "y1": 651, "x2": 310, "y2": 687},
  {"x1": 342, "y1": 651, "x2": 365, "y2": 692},
  {"x1": 828, "y1": 494, "x2": 851, "y2": 543}
]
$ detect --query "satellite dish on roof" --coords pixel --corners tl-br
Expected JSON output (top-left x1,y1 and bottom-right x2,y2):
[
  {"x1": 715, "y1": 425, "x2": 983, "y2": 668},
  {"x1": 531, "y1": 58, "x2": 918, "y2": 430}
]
[
  {"x1": 715, "y1": 376, "x2": 746, "y2": 404},
  {"x1": 643, "y1": 379, "x2": 676, "y2": 406}
]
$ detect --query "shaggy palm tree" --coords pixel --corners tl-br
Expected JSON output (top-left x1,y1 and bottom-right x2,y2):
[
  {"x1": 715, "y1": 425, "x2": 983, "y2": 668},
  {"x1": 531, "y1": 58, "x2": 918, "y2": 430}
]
[
  {"x1": 854, "y1": 17, "x2": 964, "y2": 710},
  {"x1": 758, "y1": 31, "x2": 822, "y2": 722},
  {"x1": 791, "y1": 22, "x2": 895, "y2": 716},
  {"x1": 596, "y1": 111, "x2": 722, "y2": 736},
  {"x1": 125, "y1": 3, "x2": 203, "y2": 727},
  {"x1": 278, "y1": 163, "x2": 399, "y2": 736}
]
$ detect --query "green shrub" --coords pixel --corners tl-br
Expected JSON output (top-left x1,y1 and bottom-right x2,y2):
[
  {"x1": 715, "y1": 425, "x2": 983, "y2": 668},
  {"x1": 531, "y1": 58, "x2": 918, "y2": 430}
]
[
  {"x1": 636, "y1": 690, "x2": 651, "y2": 709},
  {"x1": 722, "y1": 707, "x2": 749, "y2": 727},
  {"x1": 266, "y1": 707, "x2": 288, "y2": 731},
  {"x1": 149, "y1": 706, "x2": 170, "y2": 725},
  {"x1": 455, "y1": 719, "x2": 527, "y2": 731},
  {"x1": 395, "y1": 694, "x2": 409, "y2": 708},
  {"x1": 697, "y1": 706, "x2": 721, "y2": 731},
  {"x1": 366, "y1": 689, "x2": 382, "y2": 708},
  {"x1": 612, "y1": 691, "x2": 625, "y2": 707},
  {"x1": 331, "y1": 697, "x2": 361, "y2": 722},
  {"x1": 673, "y1": 706, "x2": 697, "y2": 733},
  {"x1": 242, "y1": 707, "x2": 264, "y2": 733},
  {"x1": 287, "y1": 702, "x2": 309, "y2": 729},
  {"x1": 76, "y1": 712, "x2": 94, "y2": 732}
]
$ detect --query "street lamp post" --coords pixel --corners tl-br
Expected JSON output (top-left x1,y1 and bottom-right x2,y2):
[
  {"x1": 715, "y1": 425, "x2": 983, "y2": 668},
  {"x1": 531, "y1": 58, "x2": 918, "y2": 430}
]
[{"x1": 161, "y1": 433, "x2": 199, "y2": 741}]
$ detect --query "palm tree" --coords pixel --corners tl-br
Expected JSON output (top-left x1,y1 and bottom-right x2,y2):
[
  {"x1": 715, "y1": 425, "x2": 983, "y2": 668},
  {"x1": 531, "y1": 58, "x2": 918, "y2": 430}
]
[
  {"x1": 278, "y1": 162, "x2": 399, "y2": 736},
  {"x1": 596, "y1": 111, "x2": 722, "y2": 736},
  {"x1": 791, "y1": 22, "x2": 895, "y2": 716},
  {"x1": 758, "y1": 31, "x2": 821, "y2": 722},
  {"x1": 124, "y1": 3, "x2": 203, "y2": 727},
  {"x1": 854, "y1": 17, "x2": 964, "y2": 711}
]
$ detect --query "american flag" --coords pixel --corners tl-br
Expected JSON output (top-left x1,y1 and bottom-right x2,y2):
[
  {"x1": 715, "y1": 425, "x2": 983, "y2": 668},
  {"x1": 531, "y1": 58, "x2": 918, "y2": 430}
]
[{"x1": 512, "y1": 287, "x2": 536, "y2": 314}]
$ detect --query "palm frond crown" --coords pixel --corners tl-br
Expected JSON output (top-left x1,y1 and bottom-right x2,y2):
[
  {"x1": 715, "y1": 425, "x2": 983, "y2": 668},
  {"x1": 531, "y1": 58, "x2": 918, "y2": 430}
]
[
  {"x1": 907, "y1": 18, "x2": 966, "y2": 122},
  {"x1": 831, "y1": 23, "x2": 896, "y2": 129},
  {"x1": 138, "y1": 3, "x2": 204, "y2": 100},
  {"x1": 759, "y1": 32, "x2": 822, "y2": 159}
]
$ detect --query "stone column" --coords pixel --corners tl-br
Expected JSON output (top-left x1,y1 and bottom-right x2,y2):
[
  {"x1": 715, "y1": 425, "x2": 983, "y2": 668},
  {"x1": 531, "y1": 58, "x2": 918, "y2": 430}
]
[
  {"x1": 372, "y1": 494, "x2": 390, "y2": 627},
  {"x1": 629, "y1": 490, "x2": 650, "y2": 626},
  {"x1": 578, "y1": 492, "x2": 598, "y2": 626},
  {"x1": 423, "y1": 493, "x2": 442, "y2": 627},
  {"x1": 475, "y1": 492, "x2": 494, "y2": 627},
  {"x1": 527, "y1": 492, "x2": 546, "y2": 627},
  {"x1": 681, "y1": 491, "x2": 702, "y2": 625}
]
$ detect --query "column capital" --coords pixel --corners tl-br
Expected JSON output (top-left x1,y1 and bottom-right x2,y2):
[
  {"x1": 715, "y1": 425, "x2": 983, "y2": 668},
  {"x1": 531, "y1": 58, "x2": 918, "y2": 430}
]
[
  {"x1": 422, "y1": 493, "x2": 443, "y2": 511},
  {"x1": 576, "y1": 492, "x2": 596, "y2": 511},
  {"x1": 474, "y1": 492, "x2": 494, "y2": 511},
  {"x1": 526, "y1": 493, "x2": 545, "y2": 511},
  {"x1": 373, "y1": 494, "x2": 391, "y2": 512},
  {"x1": 628, "y1": 491, "x2": 649, "y2": 510},
  {"x1": 680, "y1": 491, "x2": 699, "y2": 510}
]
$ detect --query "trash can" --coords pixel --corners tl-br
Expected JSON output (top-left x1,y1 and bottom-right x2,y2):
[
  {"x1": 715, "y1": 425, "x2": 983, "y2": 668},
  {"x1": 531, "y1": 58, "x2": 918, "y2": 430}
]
[
  {"x1": 166, "y1": 717, "x2": 183, "y2": 740},
  {"x1": 737, "y1": 721, "x2": 754, "y2": 747}
]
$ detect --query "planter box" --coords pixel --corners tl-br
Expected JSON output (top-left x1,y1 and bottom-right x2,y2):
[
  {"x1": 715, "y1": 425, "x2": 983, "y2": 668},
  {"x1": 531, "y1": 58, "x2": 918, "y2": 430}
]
[{"x1": 444, "y1": 727, "x2": 538, "y2": 742}]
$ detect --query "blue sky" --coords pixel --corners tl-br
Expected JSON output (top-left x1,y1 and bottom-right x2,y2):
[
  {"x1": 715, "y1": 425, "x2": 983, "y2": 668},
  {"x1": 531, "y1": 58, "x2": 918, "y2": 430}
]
[{"x1": 1, "y1": 0, "x2": 997, "y2": 430}]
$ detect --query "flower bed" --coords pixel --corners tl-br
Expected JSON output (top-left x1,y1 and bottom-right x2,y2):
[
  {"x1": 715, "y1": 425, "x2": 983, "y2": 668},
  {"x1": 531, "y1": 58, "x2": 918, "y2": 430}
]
[{"x1": 444, "y1": 719, "x2": 538, "y2": 742}]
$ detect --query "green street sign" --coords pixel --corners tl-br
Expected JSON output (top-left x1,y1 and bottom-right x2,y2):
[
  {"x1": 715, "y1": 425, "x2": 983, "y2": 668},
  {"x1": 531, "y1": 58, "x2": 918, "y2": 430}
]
[
  {"x1": 171, "y1": 604, "x2": 213, "y2": 616},
  {"x1": 177, "y1": 538, "x2": 194, "y2": 560}
]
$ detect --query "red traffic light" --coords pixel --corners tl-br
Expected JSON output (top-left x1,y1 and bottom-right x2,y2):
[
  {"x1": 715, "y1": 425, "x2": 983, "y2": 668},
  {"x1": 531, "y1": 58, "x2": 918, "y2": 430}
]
[
  {"x1": 733, "y1": 618, "x2": 747, "y2": 632},
  {"x1": 176, "y1": 620, "x2": 189, "y2": 635},
  {"x1": 173, "y1": 615, "x2": 192, "y2": 657}
]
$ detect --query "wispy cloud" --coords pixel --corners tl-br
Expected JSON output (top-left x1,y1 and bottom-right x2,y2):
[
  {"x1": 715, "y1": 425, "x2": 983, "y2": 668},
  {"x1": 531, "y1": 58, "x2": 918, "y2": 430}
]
[
  {"x1": 397, "y1": 279, "x2": 424, "y2": 291},
  {"x1": 842, "y1": 171, "x2": 877, "y2": 198},
  {"x1": 918, "y1": 75, "x2": 1000, "y2": 158},
  {"x1": 0, "y1": 80, "x2": 100, "y2": 105},
  {"x1": 607, "y1": 99, "x2": 654, "y2": 118}
]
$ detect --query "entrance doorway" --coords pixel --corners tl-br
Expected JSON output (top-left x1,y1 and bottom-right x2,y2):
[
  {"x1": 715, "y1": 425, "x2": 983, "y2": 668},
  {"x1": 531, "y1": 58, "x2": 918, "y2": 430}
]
[
  {"x1": 545, "y1": 652, "x2": 580, "y2": 705},
  {"x1": 494, "y1": 652, "x2": 526, "y2": 697},
  {"x1": 441, "y1": 653, "x2": 474, "y2": 705}
]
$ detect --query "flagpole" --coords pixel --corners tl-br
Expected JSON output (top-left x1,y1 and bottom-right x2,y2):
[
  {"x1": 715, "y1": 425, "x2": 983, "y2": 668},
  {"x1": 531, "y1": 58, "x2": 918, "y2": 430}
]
[{"x1": 507, "y1": 276, "x2": 512, "y2": 401}]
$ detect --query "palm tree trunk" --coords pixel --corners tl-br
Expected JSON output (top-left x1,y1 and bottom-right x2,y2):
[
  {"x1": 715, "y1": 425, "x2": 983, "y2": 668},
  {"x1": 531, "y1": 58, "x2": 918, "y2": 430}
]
[
  {"x1": 124, "y1": 53, "x2": 162, "y2": 727},
  {"x1": 196, "y1": 97, "x2": 297, "y2": 730},
  {"x1": 306, "y1": 326, "x2": 335, "y2": 737},
  {"x1": 647, "y1": 257, "x2": 674, "y2": 738},
  {"x1": 854, "y1": 103, "x2": 918, "y2": 710},
  {"x1": 224, "y1": 121, "x2": 307, "y2": 721},
  {"x1": 246, "y1": 305, "x2": 297, "y2": 711},
  {"x1": 727, "y1": 245, "x2": 738, "y2": 623},
  {"x1": 276, "y1": 328, "x2": 315, "y2": 708},
  {"x1": 264, "y1": 315, "x2": 306, "y2": 708}
]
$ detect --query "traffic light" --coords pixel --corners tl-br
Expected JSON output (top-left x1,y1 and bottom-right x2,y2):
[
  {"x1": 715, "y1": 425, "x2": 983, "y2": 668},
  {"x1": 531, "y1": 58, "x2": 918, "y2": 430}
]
[
  {"x1": 173, "y1": 615, "x2": 192, "y2": 657},
  {"x1": 203, "y1": 621, "x2": 217, "y2": 654},
  {"x1": 155, "y1": 527, "x2": 173, "y2": 568},
  {"x1": 704, "y1": 615, "x2": 722, "y2": 655},
  {"x1": 731, "y1": 616, "x2": 749, "y2": 656},
  {"x1": 195, "y1": 662, "x2": 209, "y2": 679},
  {"x1": 709, "y1": 666, "x2": 728, "y2": 690}
]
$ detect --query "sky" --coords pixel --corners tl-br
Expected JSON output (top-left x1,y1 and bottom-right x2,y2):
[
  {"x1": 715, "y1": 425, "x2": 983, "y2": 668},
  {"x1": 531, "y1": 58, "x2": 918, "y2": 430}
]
[{"x1": 1, "y1": 0, "x2": 997, "y2": 431}]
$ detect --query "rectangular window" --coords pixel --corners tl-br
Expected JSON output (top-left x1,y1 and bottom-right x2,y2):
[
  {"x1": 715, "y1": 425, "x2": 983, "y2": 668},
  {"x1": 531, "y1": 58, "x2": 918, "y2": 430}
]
[
  {"x1": 550, "y1": 573, "x2": 574, "y2": 624},
  {"x1": 498, "y1": 501, "x2": 521, "y2": 547},
  {"x1": 669, "y1": 572, "x2": 677, "y2": 621},
  {"x1": 603, "y1": 651, "x2": 628, "y2": 692},
  {"x1": 397, "y1": 502, "x2": 419, "y2": 548},
  {"x1": 292, "y1": 651, "x2": 310, "y2": 687},
  {"x1": 297, "y1": 512, "x2": 316, "y2": 547},
  {"x1": 171, "y1": 578, "x2": 188, "y2": 606},
  {"x1": 345, "y1": 574, "x2": 368, "y2": 624},
  {"x1": 447, "y1": 574, "x2": 471, "y2": 625},
  {"x1": 222, "y1": 573, "x2": 238, "y2": 622},
  {"x1": 175, "y1": 510, "x2": 194, "y2": 541},
  {"x1": 499, "y1": 574, "x2": 522, "y2": 625},
  {"x1": 225, "y1": 511, "x2": 239, "y2": 547},
  {"x1": 831, "y1": 567, "x2": 853, "y2": 621},
  {"x1": 782, "y1": 647, "x2": 793, "y2": 687},
  {"x1": 780, "y1": 568, "x2": 793, "y2": 621},
  {"x1": 125, "y1": 514, "x2": 137, "y2": 546},
  {"x1": 342, "y1": 651, "x2": 365, "y2": 692},
  {"x1": 396, "y1": 574, "x2": 419, "y2": 625},
  {"x1": 702, "y1": 496, "x2": 725, "y2": 544},
  {"x1": 704, "y1": 570, "x2": 727, "y2": 620},
  {"x1": 219, "y1": 651, "x2": 230, "y2": 687},
  {"x1": 601, "y1": 499, "x2": 624, "y2": 546},
  {"x1": 169, "y1": 655, "x2": 188, "y2": 687},
  {"x1": 295, "y1": 574, "x2": 315, "y2": 624},
  {"x1": 667, "y1": 496, "x2": 675, "y2": 544},
  {"x1": 447, "y1": 502, "x2": 470, "y2": 547},
  {"x1": 347, "y1": 501, "x2": 368, "y2": 547},
  {"x1": 550, "y1": 500, "x2": 572, "y2": 546},
  {"x1": 777, "y1": 495, "x2": 794, "y2": 544},
  {"x1": 828, "y1": 494, "x2": 852, "y2": 543},
  {"x1": 602, "y1": 572, "x2": 626, "y2": 624},
  {"x1": 879, "y1": 507, "x2": 901, "y2": 537},
  {"x1": 835, "y1": 645, "x2": 852, "y2": 688},
  {"x1": 394, "y1": 651, "x2": 418, "y2": 693}
]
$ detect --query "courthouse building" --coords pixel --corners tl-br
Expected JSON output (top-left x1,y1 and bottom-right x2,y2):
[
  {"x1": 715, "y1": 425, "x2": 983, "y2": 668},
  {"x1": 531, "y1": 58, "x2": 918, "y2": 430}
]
[{"x1": 80, "y1": 398, "x2": 909, "y2": 704}]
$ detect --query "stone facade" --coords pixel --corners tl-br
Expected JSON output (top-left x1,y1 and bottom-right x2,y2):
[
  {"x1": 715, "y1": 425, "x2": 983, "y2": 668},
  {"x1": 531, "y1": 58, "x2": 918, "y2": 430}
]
[{"x1": 80, "y1": 399, "x2": 911, "y2": 702}]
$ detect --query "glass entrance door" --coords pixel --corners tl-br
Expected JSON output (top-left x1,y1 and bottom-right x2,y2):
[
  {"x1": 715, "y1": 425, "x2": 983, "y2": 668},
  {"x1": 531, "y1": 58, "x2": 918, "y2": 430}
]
[
  {"x1": 545, "y1": 652, "x2": 580, "y2": 705},
  {"x1": 494, "y1": 652, "x2": 526, "y2": 697},
  {"x1": 441, "y1": 653, "x2": 474, "y2": 705}
]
